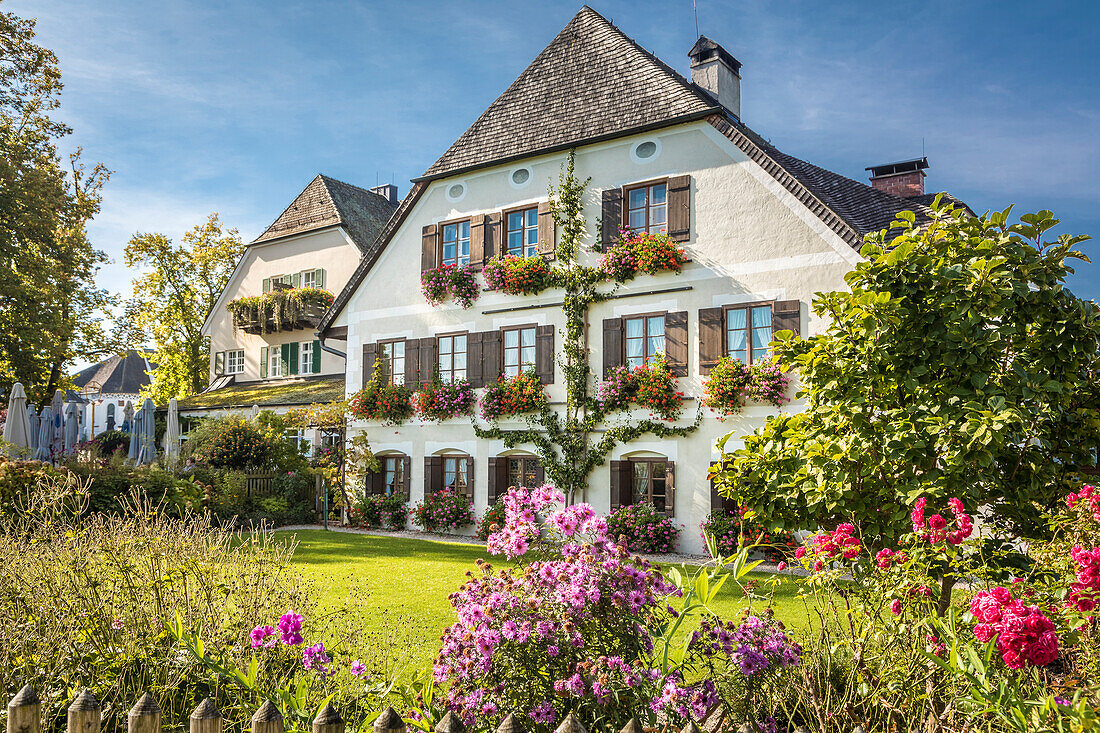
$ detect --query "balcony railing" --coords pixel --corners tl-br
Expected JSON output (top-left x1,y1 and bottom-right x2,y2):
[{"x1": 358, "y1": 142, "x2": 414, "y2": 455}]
[{"x1": 227, "y1": 286, "x2": 333, "y2": 335}]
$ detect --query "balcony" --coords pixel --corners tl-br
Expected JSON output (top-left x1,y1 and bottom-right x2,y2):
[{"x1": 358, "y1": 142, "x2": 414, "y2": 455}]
[{"x1": 228, "y1": 286, "x2": 334, "y2": 335}]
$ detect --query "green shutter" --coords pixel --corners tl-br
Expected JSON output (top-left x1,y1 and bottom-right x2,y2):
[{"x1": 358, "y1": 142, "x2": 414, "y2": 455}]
[
  {"x1": 262, "y1": 278, "x2": 271, "y2": 294},
  {"x1": 214, "y1": 351, "x2": 225, "y2": 374},
  {"x1": 312, "y1": 339, "x2": 322, "y2": 373},
  {"x1": 281, "y1": 274, "x2": 293, "y2": 286},
  {"x1": 316, "y1": 268, "x2": 325, "y2": 288},
  {"x1": 292, "y1": 272, "x2": 301, "y2": 288},
  {"x1": 260, "y1": 347, "x2": 268, "y2": 378},
  {"x1": 280, "y1": 343, "x2": 290, "y2": 375},
  {"x1": 288, "y1": 342, "x2": 299, "y2": 375}
]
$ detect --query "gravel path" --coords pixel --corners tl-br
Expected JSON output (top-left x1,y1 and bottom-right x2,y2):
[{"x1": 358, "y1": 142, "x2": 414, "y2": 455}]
[{"x1": 273, "y1": 523, "x2": 798, "y2": 574}]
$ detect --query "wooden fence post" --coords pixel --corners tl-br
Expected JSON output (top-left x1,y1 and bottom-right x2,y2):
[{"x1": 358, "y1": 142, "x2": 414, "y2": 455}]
[
  {"x1": 67, "y1": 690, "x2": 101, "y2": 733},
  {"x1": 189, "y1": 699, "x2": 222, "y2": 733},
  {"x1": 6, "y1": 685, "x2": 40, "y2": 733},
  {"x1": 434, "y1": 712, "x2": 465, "y2": 733},
  {"x1": 555, "y1": 713, "x2": 585, "y2": 733},
  {"x1": 619, "y1": 720, "x2": 642, "y2": 733},
  {"x1": 251, "y1": 701, "x2": 283, "y2": 733},
  {"x1": 312, "y1": 702, "x2": 344, "y2": 733},
  {"x1": 373, "y1": 708, "x2": 404, "y2": 733},
  {"x1": 127, "y1": 693, "x2": 160, "y2": 733},
  {"x1": 495, "y1": 714, "x2": 522, "y2": 733}
]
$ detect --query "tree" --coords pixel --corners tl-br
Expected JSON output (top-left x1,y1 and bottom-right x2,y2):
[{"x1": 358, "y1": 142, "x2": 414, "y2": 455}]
[
  {"x1": 714, "y1": 202, "x2": 1100, "y2": 544},
  {"x1": 0, "y1": 8, "x2": 113, "y2": 404},
  {"x1": 123, "y1": 214, "x2": 244, "y2": 402},
  {"x1": 475, "y1": 153, "x2": 700, "y2": 502}
]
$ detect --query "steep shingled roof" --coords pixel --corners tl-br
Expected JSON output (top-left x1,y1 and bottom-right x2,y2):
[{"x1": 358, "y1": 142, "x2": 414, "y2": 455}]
[
  {"x1": 71, "y1": 350, "x2": 154, "y2": 395},
  {"x1": 253, "y1": 174, "x2": 397, "y2": 253},
  {"x1": 419, "y1": 5, "x2": 718, "y2": 180}
]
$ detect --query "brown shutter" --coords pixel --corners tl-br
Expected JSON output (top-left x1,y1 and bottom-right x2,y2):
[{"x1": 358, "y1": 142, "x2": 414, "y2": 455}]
[
  {"x1": 601, "y1": 188, "x2": 623, "y2": 249},
  {"x1": 610, "y1": 460, "x2": 631, "y2": 511},
  {"x1": 467, "y1": 332, "x2": 485, "y2": 387},
  {"x1": 535, "y1": 325, "x2": 555, "y2": 384},
  {"x1": 665, "y1": 461, "x2": 676, "y2": 517},
  {"x1": 402, "y1": 455, "x2": 412, "y2": 501},
  {"x1": 482, "y1": 330, "x2": 502, "y2": 384},
  {"x1": 373, "y1": 468, "x2": 385, "y2": 497},
  {"x1": 665, "y1": 311, "x2": 688, "y2": 377},
  {"x1": 466, "y1": 457, "x2": 475, "y2": 501},
  {"x1": 469, "y1": 214, "x2": 486, "y2": 269},
  {"x1": 533, "y1": 461, "x2": 545, "y2": 486},
  {"x1": 362, "y1": 343, "x2": 378, "y2": 386},
  {"x1": 404, "y1": 338, "x2": 420, "y2": 386},
  {"x1": 602, "y1": 317, "x2": 624, "y2": 377},
  {"x1": 699, "y1": 307, "x2": 724, "y2": 376},
  {"x1": 421, "y1": 224, "x2": 438, "y2": 272},
  {"x1": 537, "y1": 201, "x2": 555, "y2": 258},
  {"x1": 486, "y1": 212, "x2": 501, "y2": 261},
  {"x1": 418, "y1": 338, "x2": 436, "y2": 385},
  {"x1": 425, "y1": 456, "x2": 443, "y2": 496},
  {"x1": 667, "y1": 175, "x2": 691, "y2": 242},
  {"x1": 772, "y1": 300, "x2": 801, "y2": 337},
  {"x1": 487, "y1": 457, "x2": 500, "y2": 504}
]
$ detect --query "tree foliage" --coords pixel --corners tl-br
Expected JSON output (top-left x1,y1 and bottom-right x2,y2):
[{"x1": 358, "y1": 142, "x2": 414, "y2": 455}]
[
  {"x1": 123, "y1": 214, "x2": 244, "y2": 402},
  {"x1": 715, "y1": 202, "x2": 1100, "y2": 543},
  {"x1": 0, "y1": 8, "x2": 113, "y2": 404}
]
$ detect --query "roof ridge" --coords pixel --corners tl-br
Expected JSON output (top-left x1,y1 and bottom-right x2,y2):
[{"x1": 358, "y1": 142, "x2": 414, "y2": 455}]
[
  {"x1": 317, "y1": 173, "x2": 386, "y2": 199},
  {"x1": 252, "y1": 175, "x2": 338, "y2": 244}
]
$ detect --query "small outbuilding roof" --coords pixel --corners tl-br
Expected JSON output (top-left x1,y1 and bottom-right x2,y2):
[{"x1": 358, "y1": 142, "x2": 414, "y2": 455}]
[{"x1": 71, "y1": 350, "x2": 154, "y2": 395}]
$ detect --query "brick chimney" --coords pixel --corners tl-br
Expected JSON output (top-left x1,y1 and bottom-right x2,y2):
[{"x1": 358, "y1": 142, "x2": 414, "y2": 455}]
[
  {"x1": 866, "y1": 158, "x2": 928, "y2": 198},
  {"x1": 369, "y1": 183, "x2": 399, "y2": 205},
  {"x1": 689, "y1": 36, "x2": 742, "y2": 118}
]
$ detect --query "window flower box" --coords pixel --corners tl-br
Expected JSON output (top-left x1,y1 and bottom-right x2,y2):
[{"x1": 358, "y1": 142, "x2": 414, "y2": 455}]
[
  {"x1": 483, "y1": 254, "x2": 553, "y2": 295},
  {"x1": 480, "y1": 370, "x2": 548, "y2": 420},
  {"x1": 598, "y1": 229, "x2": 687, "y2": 283},
  {"x1": 227, "y1": 287, "x2": 333, "y2": 334},
  {"x1": 596, "y1": 355, "x2": 684, "y2": 421},
  {"x1": 414, "y1": 379, "x2": 476, "y2": 422},
  {"x1": 421, "y1": 263, "x2": 479, "y2": 308},
  {"x1": 702, "y1": 356, "x2": 790, "y2": 418}
]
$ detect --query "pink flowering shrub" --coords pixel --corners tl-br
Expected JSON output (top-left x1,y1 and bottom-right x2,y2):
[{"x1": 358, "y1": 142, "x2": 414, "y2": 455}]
[
  {"x1": 605, "y1": 503, "x2": 680, "y2": 553},
  {"x1": 421, "y1": 263, "x2": 479, "y2": 308},
  {"x1": 414, "y1": 379, "x2": 476, "y2": 422},
  {"x1": 703, "y1": 357, "x2": 791, "y2": 418},
  {"x1": 412, "y1": 488, "x2": 474, "y2": 532},
  {"x1": 969, "y1": 587, "x2": 1060, "y2": 668}
]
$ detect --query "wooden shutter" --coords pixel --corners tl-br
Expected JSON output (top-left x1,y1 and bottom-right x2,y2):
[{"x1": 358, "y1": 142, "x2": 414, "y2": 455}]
[
  {"x1": 280, "y1": 343, "x2": 291, "y2": 376},
  {"x1": 262, "y1": 278, "x2": 271, "y2": 294},
  {"x1": 466, "y1": 457, "x2": 475, "y2": 501},
  {"x1": 601, "y1": 188, "x2": 623, "y2": 249},
  {"x1": 418, "y1": 338, "x2": 437, "y2": 385},
  {"x1": 371, "y1": 468, "x2": 385, "y2": 496},
  {"x1": 467, "y1": 332, "x2": 485, "y2": 388},
  {"x1": 667, "y1": 175, "x2": 691, "y2": 242},
  {"x1": 470, "y1": 214, "x2": 487, "y2": 269},
  {"x1": 665, "y1": 461, "x2": 676, "y2": 517},
  {"x1": 602, "y1": 317, "x2": 624, "y2": 377},
  {"x1": 316, "y1": 268, "x2": 325, "y2": 288},
  {"x1": 425, "y1": 456, "x2": 443, "y2": 495},
  {"x1": 772, "y1": 300, "x2": 802, "y2": 337},
  {"x1": 402, "y1": 456, "x2": 412, "y2": 500},
  {"x1": 709, "y1": 462, "x2": 737, "y2": 513},
  {"x1": 482, "y1": 330, "x2": 502, "y2": 384},
  {"x1": 487, "y1": 457, "x2": 501, "y2": 504},
  {"x1": 260, "y1": 347, "x2": 268, "y2": 378},
  {"x1": 362, "y1": 343, "x2": 378, "y2": 386},
  {"x1": 699, "y1": 307, "x2": 724, "y2": 375},
  {"x1": 486, "y1": 212, "x2": 501, "y2": 261},
  {"x1": 214, "y1": 351, "x2": 225, "y2": 375},
  {"x1": 288, "y1": 342, "x2": 299, "y2": 375},
  {"x1": 533, "y1": 461, "x2": 545, "y2": 486},
  {"x1": 609, "y1": 460, "x2": 631, "y2": 511},
  {"x1": 404, "y1": 338, "x2": 420, "y2": 386},
  {"x1": 665, "y1": 311, "x2": 688, "y2": 377},
  {"x1": 535, "y1": 325, "x2": 554, "y2": 384},
  {"x1": 537, "y1": 201, "x2": 555, "y2": 258},
  {"x1": 312, "y1": 340, "x2": 322, "y2": 373},
  {"x1": 421, "y1": 224, "x2": 438, "y2": 272},
  {"x1": 292, "y1": 272, "x2": 302, "y2": 288}
]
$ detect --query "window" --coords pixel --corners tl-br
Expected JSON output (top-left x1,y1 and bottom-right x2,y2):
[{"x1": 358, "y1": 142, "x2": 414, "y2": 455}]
[
  {"x1": 508, "y1": 456, "x2": 540, "y2": 489},
  {"x1": 285, "y1": 429, "x2": 312, "y2": 456},
  {"x1": 626, "y1": 182, "x2": 667, "y2": 234},
  {"x1": 268, "y1": 347, "x2": 282, "y2": 378},
  {"x1": 302, "y1": 268, "x2": 324, "y2": 289},
  {"x1": 380, "y1": 341, "x2": 405, "y2": 384},
  {"x1": 383, "y1": 456, "x2": 405, "y2": 496},
  {"x1": 632, "y1": 459, "x2": 669, "y2": 513},
  {"x1": 437, "y1": 333, "x2": 467, "y2": 383},
  {"x1": 625, "y1": 314, "x2": 665, "y2": 369},
  {"x1": 726, "y1": 304, "x2": 773, "y2": 364},
  {"x1": 299, "y1": 342, "x2": 314, "y2": 374},
  {"x1": 505, "y1": 207, "x2": 539, "y2": 257},
  {"x1": 226, "y1": 349, "x2": 245, "y2": 374},
  {"x1": 444, "y1": 456, "x2": 471, "y2": 499},
  {"x1": 502, "y1": 326, "x2": 536, "y2": 377},
  {"x1": 441, "y1": 220, "x2": 471, "y2": 267}
]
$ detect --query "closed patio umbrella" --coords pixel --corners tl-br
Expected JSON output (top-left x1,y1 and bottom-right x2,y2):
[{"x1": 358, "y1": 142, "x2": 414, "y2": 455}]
[
  {"x1": 164, "y1": 397, "x2": 180, "y2": 467},
  {"x1": 63, "y1": 402, "x2": 79, "y2": 453},
  {"x1": 136, "y1": 398, "x2": 157, "y2": 465},
  {"x1": 50, "y1": 390, "x2": 64, "y2": 458},
  {"x1": 250, "y1": 404, "x2": 260, "y2": 420},
  {"x1": 3, "y1": 383, "x2": 33, "y2": 458},
  {"x1": 128, "y1": 409, "x2": 142, "y2": 461},
  {"x1": 33, "y1": 406, "x2": 52, "y2": 461},
  {"x1": 123, "y1": 400, "x2": 134, "y2": 432},
  {"x1": 26, "y1": 406, "x2": 39, "y2": 455}
]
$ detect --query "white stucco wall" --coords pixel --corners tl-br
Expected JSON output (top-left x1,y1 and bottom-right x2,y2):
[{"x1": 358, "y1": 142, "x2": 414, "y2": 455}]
[
  {"x1": 205, "y1": 227, "x2": 362, "y2": 384},
  {"x1": 338, "y1": 120, "x2": 860, "y2": 553}
]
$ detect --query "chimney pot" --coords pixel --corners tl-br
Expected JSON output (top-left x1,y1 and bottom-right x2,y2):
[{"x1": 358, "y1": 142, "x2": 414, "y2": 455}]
[
  {"x1": 689, "y1": 36, "x2": 742, "y2": 118},
  {"x1": 866, "y1": 157, "x2": 928, "y2": 198},
  {"x1": 369, "y1": 183, "x2": 399, "y2": 205}
]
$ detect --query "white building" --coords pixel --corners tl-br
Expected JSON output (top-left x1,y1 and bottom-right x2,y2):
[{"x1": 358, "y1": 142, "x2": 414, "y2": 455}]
[{"x1": 70, "y1": 350, "x2": 155, "y2": 438}]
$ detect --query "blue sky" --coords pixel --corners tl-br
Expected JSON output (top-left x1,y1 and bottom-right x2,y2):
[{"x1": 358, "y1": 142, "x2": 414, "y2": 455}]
[{"x1": 12, "y1": 0, "x2": 1100, "y2": 307}]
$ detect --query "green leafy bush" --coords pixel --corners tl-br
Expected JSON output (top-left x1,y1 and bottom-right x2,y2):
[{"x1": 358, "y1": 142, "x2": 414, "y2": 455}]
[
  {"x1": 90, "y1": 430, "x2": 131, "y2": 457},
  {"x1": 699, "y1": 508, "x2": 800, "y2": 562},
  {"x1": 476, "y1": 499, "x2": 507, "y2": 540},
  {"x1": 350, "y1": 494, "x2": 407, "y2": 530}
]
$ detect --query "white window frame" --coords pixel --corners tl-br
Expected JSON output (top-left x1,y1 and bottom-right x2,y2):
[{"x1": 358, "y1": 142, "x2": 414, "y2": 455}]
[
  {"x1": 269, "y1": 348, "x2": 282, "y2": 378},
  {"x1": 299, "y1": 341, "x2": 314, "y2": 375},
  {"x1": 226, "y1": 349, "x2": 245, "y2": 375}
]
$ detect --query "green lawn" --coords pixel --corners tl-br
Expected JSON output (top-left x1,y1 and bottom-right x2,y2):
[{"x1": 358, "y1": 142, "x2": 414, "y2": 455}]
[{"x1": 280, "y1": 529, "x2": 812, "y2": 673}]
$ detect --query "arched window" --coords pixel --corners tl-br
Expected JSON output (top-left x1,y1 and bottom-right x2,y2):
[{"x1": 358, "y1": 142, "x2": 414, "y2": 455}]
[
  {"x1": 424, "y1": 453, "x2": 473, "y2": 501},
  {"x1": 367, "y1": 453, "x2": 410, "y2": 499},
  {"x1": 488, "y1": 454, "x2": 544, "y2": 504},
  {"x1": 610, "y1": 456, "x2": 675, "y2": 516}
]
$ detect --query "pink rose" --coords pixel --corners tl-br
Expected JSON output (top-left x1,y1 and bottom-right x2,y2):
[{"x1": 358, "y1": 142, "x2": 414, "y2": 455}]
[
  {"x1": 928, "y1": 514, "x2": 948, "y2": 531},
  {"x1": 890, "y1": 599, "x2": 902, "y2": 615},
  {"x1": 973, "y1": 623, "x2": 996, "y2": 643},
  {"x1": 1027, "y1": 631, "x2": 1059, "y2": 666}
]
